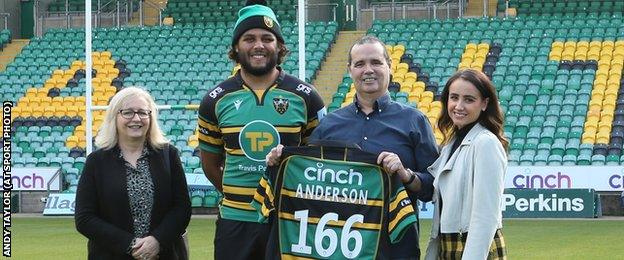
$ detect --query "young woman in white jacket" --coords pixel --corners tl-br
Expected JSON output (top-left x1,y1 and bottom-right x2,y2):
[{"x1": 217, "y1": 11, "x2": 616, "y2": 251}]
[{"x1": 425, "y1": 69, "x2": 509, "y2": 260}]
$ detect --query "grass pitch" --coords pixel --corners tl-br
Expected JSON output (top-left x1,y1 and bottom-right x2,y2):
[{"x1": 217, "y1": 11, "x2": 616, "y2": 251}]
[{"x1": 9, "y1": 216, "x2": 623, "y2": 259}]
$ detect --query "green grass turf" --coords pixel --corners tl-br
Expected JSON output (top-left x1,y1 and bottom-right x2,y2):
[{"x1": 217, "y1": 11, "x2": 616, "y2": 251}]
[{"x1": 9, "y1": 217, "x2": 624, "y2": 259}]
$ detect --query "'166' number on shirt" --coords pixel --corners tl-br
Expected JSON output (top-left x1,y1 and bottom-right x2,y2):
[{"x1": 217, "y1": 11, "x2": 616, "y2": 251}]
[{"x1": 291, "y1": 209, "x2": 364, "y2": 259}]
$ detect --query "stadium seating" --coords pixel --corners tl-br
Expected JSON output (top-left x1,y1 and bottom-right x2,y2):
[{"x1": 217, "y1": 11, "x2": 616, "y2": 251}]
[
  {"x1": 163, "y1": 0, "x2": 297, "y2": 24},
  {"x1": 329, "y1": 15, "x2": 624, "y2": 166},
  {"x1": 501, "y1": 0, "x2": 624, "y2": 17},
  {"x1": 1, "y1": 21, "x2": 336, "y2": 197}
]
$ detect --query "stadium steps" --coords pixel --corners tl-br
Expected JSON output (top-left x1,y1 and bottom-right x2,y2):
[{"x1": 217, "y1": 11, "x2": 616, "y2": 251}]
[
  {"x1": 0, "y1": 39, "x2": 29, "y2": 72},
  {"x1": 313, "y1": 30, "x2": 366, "y2": 105},
  {"x1": 129, "y1": 0, "x2": 167, "y2": 26},
  {"x1": 465, "y1": 0, "x2": 498, "y2": 17}
]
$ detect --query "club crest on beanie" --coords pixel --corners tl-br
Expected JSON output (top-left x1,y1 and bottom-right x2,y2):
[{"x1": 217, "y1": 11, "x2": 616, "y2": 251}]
[{"x1": 232, "y1": 0, "x2": 284, "y2": 46}]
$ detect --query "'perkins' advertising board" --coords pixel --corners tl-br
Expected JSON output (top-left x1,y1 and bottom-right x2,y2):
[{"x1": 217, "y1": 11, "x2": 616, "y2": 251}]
[{"x1": 502, "y1": 188, "x2": 597, "y2": 218}]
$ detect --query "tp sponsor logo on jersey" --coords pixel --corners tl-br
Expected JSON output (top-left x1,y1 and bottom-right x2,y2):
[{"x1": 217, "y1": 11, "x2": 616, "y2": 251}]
[
  {"x1": 239, "y1": 120, "x2": 280, "y2": 162},
  {"x1": 234, "y1": 99, "x2": 243, "y2": 110},
  {"x1": 273, "y1": 97, "x2": 289, "y2": 114},
  {"x1": 296, "y1": 84, "x2": 312, "y2": 95}
]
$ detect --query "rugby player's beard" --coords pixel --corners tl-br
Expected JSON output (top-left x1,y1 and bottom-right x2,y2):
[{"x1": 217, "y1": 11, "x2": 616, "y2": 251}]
[{"x1": 238, "y1": 51, "x2": 278, "y2": 76}]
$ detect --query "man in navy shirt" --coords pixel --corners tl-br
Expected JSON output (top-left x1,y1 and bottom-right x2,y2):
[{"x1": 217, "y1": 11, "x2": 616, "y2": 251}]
[{"x1": 268, "y1": 35, "x2": 439, "y2": 259}]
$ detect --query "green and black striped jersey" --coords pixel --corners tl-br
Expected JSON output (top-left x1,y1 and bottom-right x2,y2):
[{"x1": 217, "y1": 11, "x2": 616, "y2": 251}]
[
  {"x1": 198, "y1": 70, "x2": 326, "y2": 222},
  {"x1": 252, "y1": 144, "x2": 417, "y2": 259}
]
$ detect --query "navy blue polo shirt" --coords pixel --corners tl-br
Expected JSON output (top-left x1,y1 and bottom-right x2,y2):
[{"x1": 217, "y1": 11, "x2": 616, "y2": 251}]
[{"x1": 310, "y1": 93, "x2": 439, "y2": 257}]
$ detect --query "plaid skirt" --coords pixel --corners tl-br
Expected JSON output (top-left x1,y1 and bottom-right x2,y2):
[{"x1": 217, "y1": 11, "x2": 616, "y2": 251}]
[{"x1": 438, "y1": 229, "x2": 507, "y2": 260}]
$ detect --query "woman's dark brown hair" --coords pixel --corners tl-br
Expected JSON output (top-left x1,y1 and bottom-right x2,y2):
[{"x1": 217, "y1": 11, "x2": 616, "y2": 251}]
[{"x1": 437, "y1": 69, "x2": 509, "y2": 151}]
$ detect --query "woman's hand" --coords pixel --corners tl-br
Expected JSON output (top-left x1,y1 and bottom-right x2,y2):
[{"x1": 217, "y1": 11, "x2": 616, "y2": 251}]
[
  {"x1": 131, "y1": 236, "x2": 160, "y2": 260},
  {"x1": 265, "y1": 144, "x2": 284, "y2": 166}
]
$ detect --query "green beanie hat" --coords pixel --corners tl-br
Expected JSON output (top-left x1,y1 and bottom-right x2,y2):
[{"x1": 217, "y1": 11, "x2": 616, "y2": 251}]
[{"x1": 232, "y1": 0, "x2": 284, "y2": 46}]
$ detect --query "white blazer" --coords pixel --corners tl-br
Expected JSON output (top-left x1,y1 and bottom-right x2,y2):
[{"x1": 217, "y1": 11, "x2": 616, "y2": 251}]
[{"x1": 425, "y1": 123, "x2": 507, "y2": 260}]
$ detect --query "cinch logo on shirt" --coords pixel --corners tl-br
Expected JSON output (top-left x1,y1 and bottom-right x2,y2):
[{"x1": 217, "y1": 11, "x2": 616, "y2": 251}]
[
  {"x1": 304, "y1": 162, "x2": 364, "y2": 186},
  {"x1": 239, "y1": 120, "x2": 280, "y2": 161}
]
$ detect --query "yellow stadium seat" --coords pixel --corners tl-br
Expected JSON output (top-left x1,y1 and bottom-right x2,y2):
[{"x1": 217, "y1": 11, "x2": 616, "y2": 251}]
[
  {"x1": 100, "y1": 51, "x2": 112, "y2": 60},
  {"x1": 562, "y1": 53, "x2": 575, "y2": 61},
  {"x1": 602, "y1": 41, "x2": 615, "y2": 49},
  {"x1": 66, "y1": 135, "x2": 78, "y2": 148},
  {"x1": 94, "y1": 96, "x2": 109, "y2": 105},
  {"x1": 53, "y1": 106, "x2": 67, "y2": 117},
  {"x1": 434, "y1": 131, "x2": 443, "y2": 141},
  {"x1": 577, "y1": 41, "x2": 589, "y2": 49},
  {"x1": 412, "y1": 82, "x2": 425, "y2": 93},
  {"x1": 53, "y1": 69, "x2": 64, "y2": 78},
  {"x1": 582, "y1": 132, "x2": 596, "y2": 144},
  {"x1": 396, "y1": 63, "x2": 408, "y2": 75},
  {"x1": 29, "y1": 96, "x2": 43, "y2": 106},
  {"x1": 107, "y1": 68, "x2": 120, "y2": 79},
  {"x1": 575, "y1": 52, "x2": 587, "y2": 60},
  {"x1": 421, "y1": 91, "x2": 434, "y2": 103},
  {"x1": 607, "y1": 77, "x2": 620, "y2": 87},
  {"x1": 465, "y1": 43, "x2": 477, "y2": 52},
  {"x1": 564, "y1": 41, "x2": 576, "y2": 50},
  {"x1": 400, "y1": 84, "x2": 412, "y2": 93},
  {"x1": 474, "y1": 52, "x2": 487, "y2": 60},
  {"x1": 477, "y1": 43, "x2": 489, "y2": 51},
  {"x1": 588, "y1": 100, "x2": 603, "y2": 112},
  {"x1": 471, "y1": 63, "x2": 484, "y2": 70},
  {"x1": 51, "y1": 98, "x2": 63, "y2": 107},
  {"x1": 18, "y1": 96, "x2": 29, "y2": 105},
  {"x1": 596, "y1": 131, "x2": 610, "y2": 144},
  {"x1": 43, "y1": 106, "x2": 55, "y2": 117},
  {"x1": 405, "y1": 72, "x2": 417, "y2": 81},
  {"x1": 32, "y1": 106, "x2": 44, "y2": 117},
  {"x1": 62, "y1": 97, "x2": 75, "y2": 106},
  {"x1": 66, "y1": 106, "x2": 79, "y2": 116},
  {"x1": 605, "y1": 88, "x2": 618, "y2": 100},
  {"x1": 461, "y1": 52, "x2": 474, "y2": 60},
  {"x1": 430, "y1": 101, "x2": 442, "y2": 110},
  {"x1": 104, "y1": 59, "x2": 115, "y2": 67},
  {"x1": 409, "y1": 91, "x2": 420, "y2": 100},
  {"x1": 551, "y1": 41, "x2": 564, "y2": 50},
  {"x1": 549, "y1": 52, "x2": 562, "y2": 61},
  {"x1": 600, "y1": 53, "x2": 612, "y2": 61},
  {"x1": 11, "y1": 107, "x2": 22, "y2": 117},
  {"x1": 393, "y1": 45, "x2": 405, "y2": 54},
  {"x1": 25, "y1": 88, "x2": 38, "y2": 98},
  {"x1": 345, "y1": 91, "x2": 355, "y2": 100}
]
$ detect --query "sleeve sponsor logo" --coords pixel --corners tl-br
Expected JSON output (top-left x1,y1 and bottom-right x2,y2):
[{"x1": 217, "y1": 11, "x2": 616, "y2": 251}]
[
  {"x1": 296, "y1": 84, "x2": 312, "y2": 95},
  {"x1": 208, "y1": 86, "x2": 224, "y2": 99}
]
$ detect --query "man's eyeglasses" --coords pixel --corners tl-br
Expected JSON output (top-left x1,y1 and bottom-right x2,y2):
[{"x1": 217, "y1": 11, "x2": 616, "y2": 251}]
[{"x1": 119, "y1": 109, "x2": 151, "y2": 119}]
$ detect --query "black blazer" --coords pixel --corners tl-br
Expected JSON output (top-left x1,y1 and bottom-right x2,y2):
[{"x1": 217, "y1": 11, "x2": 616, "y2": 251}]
[{"x1": 75, "y1": 144, "x2": 191, "y2": 260}]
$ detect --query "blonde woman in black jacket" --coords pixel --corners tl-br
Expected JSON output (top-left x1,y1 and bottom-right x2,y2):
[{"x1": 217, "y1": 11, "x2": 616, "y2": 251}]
[{"x1": 75, "y1": 87, "x2": 191, "y2": 260}]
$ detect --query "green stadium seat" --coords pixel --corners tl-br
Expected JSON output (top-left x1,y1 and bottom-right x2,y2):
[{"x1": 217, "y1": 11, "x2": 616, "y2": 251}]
[{"x1": 591, "y1": 155, "x2": 606, "y2": 165}]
